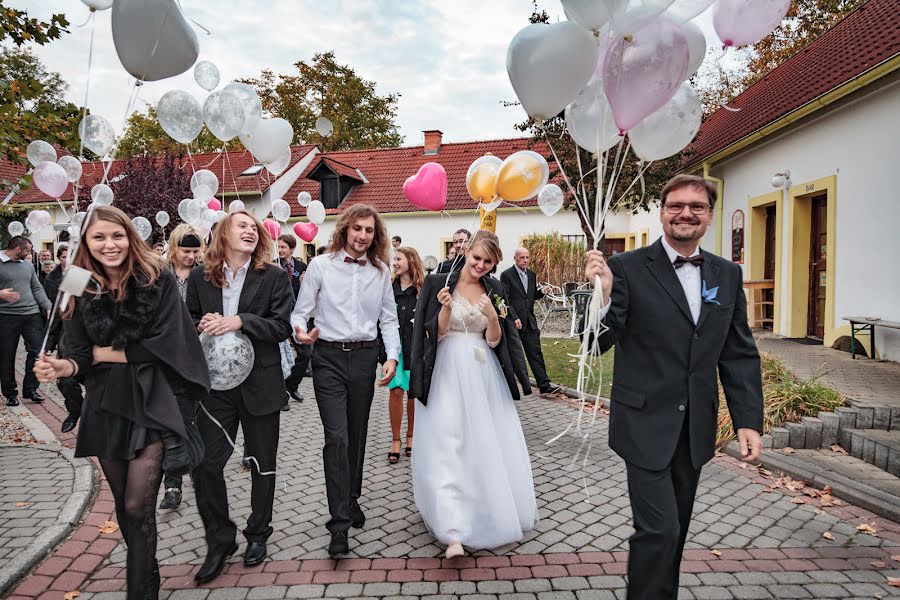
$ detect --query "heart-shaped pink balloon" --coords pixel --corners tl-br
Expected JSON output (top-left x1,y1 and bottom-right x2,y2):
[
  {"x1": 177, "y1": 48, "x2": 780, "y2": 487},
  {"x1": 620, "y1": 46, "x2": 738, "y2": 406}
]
[
  {"x1": 293, "y1": 221, "x2": 318, "y2": 242},
  {"x1": 207, "y1": 198, "x2": 221, "y2": 211},
  {"x1": 262, "y1": 219, "x2": 280, "y2": 241},
  {"x1": 403, "y1": 162, "x2": 447, "y2": 212}
]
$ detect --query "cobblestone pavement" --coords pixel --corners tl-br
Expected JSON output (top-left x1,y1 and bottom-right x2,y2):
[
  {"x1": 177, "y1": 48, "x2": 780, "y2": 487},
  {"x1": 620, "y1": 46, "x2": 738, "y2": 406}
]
[{"x1": 5, "y1": 350, "x2": 900, "y2": 599}]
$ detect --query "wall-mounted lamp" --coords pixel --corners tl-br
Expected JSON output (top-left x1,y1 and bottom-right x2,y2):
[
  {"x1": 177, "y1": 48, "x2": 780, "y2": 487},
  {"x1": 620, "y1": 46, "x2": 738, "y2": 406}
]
[{"x1": 770, "y1": 170, "x2": 790, "y2": 189}]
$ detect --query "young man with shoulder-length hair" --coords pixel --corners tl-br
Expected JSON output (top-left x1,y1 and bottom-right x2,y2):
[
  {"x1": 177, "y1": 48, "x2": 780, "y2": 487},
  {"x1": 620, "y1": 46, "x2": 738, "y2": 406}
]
[
  {"x1": 186, "y1": 210, "x2": 293, "y2": 583},
  {"x1": 291, "y1": 204, "x2": 400, "y2": 556}
]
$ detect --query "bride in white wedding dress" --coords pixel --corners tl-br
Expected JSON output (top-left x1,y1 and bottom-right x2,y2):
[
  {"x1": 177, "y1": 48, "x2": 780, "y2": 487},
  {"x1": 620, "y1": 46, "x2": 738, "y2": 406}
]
[{"x1": 409, "y1": 231, "x2": 538, "y2": 559}]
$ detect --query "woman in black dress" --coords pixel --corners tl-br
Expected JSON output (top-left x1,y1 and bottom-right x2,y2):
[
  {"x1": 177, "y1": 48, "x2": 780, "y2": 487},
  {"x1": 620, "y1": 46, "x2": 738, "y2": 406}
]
[{"x1": 34, "y1": 206, "x2": 210, "y2": 600}]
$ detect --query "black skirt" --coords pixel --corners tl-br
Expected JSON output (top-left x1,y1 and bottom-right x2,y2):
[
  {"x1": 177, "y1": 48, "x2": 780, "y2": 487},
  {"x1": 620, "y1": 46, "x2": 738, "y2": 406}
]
[{"x1": 75, "y1": 395, "x2": 162, "y2": 460}]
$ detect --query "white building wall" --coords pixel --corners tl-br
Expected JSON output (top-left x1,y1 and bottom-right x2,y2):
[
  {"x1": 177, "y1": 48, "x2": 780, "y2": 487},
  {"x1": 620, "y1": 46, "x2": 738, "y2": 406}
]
[{"x1": 714, "y1": 80, "x2": 900, "y2": 359}]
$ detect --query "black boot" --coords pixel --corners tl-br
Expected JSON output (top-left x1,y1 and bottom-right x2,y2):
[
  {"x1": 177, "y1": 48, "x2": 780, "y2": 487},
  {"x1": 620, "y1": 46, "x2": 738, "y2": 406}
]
[{"x1": 158, "y1": 488, "x2": 182, "y2": 510}]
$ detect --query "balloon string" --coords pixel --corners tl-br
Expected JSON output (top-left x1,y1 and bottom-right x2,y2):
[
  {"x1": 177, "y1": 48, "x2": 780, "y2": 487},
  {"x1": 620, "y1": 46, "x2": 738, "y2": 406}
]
[
  {"x1": 222, "y1": 149, "x2": 245, "y2": 204},
  {"x1": 198, "y1": 401, "x2": 275, "y2": 476},
  {"x1": 544, "y1": 134, "x2": 594, "y2": 241},
  {"x1": 73, "y1": 10, "x2": 97, "y2": 213},
  {"x1": 101, "y1": 82, "x2": 142, "y2": 185}
]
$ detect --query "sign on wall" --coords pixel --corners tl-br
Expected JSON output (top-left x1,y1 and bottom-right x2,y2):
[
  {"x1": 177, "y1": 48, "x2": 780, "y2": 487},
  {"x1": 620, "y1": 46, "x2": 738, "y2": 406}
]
[
  {"x1": 479, "y1": 207, "x2": 497, "y2": 233},
  {"x1": 731, "y1": 209, "x2": 744, "y2": 264}
]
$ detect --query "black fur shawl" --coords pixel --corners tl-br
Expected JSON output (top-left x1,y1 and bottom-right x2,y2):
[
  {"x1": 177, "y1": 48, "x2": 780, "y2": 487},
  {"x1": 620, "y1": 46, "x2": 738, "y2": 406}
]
[{"x1": 78, "y1": 273, "x2": 162, "y2": 351}]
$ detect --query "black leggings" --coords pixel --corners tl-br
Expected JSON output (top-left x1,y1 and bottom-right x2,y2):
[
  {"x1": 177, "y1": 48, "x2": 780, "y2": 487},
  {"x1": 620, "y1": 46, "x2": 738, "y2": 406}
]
[{"x1": 99, "y1": 440, "x2": 164, "y2": 600}]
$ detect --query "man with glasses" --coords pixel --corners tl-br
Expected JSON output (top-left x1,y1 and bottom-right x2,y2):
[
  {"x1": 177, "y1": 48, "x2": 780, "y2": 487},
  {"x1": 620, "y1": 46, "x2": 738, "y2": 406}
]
[
  {"x1": 583, "y1": 174, "x2": 763, "y2": 600},
  {"x1": 436, "y1": 228, "x2": 470, "y2": 274}
]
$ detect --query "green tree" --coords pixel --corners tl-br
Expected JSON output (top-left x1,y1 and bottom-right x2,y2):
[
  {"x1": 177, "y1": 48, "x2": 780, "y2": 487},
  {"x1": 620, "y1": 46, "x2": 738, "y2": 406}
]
[
  {"x1": 243, "y1": 51, "x2": 403, "y2": 152},
  {"x1": 116, "y1": 106, "x2": 238, "y2": 158}
]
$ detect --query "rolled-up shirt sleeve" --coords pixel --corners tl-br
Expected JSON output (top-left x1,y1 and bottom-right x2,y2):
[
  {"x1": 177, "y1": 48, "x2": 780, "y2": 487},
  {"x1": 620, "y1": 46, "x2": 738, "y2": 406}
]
[{"x1": 379, "y1": 270, "x2": 400, "y2": 362}]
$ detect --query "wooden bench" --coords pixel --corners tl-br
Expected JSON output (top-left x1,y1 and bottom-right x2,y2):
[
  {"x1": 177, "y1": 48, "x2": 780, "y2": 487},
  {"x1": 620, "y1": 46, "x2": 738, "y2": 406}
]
[{"x1": 844, "y1": 316, "x2": 900, "y2": 359}]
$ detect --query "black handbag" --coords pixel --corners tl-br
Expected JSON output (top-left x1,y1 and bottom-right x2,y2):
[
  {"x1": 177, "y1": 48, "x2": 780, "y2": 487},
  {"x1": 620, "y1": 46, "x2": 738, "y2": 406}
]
[{"x1": 161, "y1": 382, "x2": 205, "y2": 476}]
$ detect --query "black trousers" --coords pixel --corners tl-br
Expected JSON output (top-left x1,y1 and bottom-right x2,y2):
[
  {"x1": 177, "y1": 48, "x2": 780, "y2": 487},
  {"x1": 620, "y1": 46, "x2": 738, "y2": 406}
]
[
  {"x1": 624, "y1": 420, "x2": 701, "y2": 600},
  {"x1": 520, "y1": 325, "x2": 550, "y2": 391},
  {"x1": 310, "y1": 344, "x2": 378, "y2": 533},
  {"x1": 0, "y1": 312, "x2": 44, "y2": 398},
  {"x1": 284, "y1": 339, "x2": 311, "y2": 392},
  {"x1": 194, "y1": 386, "x2": 280, "y2": 550},
  {"x1": 57, "y1": 377, "x2": 84, "y2": 417}
]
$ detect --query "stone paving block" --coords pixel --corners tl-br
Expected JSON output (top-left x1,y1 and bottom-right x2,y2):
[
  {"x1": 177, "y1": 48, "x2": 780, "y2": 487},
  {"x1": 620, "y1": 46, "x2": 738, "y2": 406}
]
[
  {"x1": 863, "y1": 436, "x2": 877, "y2": 463},
  {"x1": 786, "y1": 422, "x2": 806, "y2": 449},
  {"x1": 890, "y1": 407, "x2": 900, "y2": 430},
  {"x1": 728, "y1": 585, "x2": 771, "y2": 599},
  {"x1": 759, "y1": 434, "x2": 773, "y2": 449},
  {"x1": 800, "y1": 417, "x2": 823, "y2": 449},
  {"x1": 763, "y1": 585, "x2": 811, "y2": 598},
  {"x1": 875, "y1": 442, "x2": 890, "y2": 470},
  {"x1": 854, "y1": 404, "x2": 875, "y2": 429},
  {"x1": 770, "y1": 428, "x2": 790, "y2": 449},
  {"x1": 818, "y1": 412, "x2": 840, "y2": 448},
  {"x1": 872, "y1": 405, "x2": 892, "y2": 429},
  {"x1": 849, "y1": 430, "x2": 865, "y2": 459}
]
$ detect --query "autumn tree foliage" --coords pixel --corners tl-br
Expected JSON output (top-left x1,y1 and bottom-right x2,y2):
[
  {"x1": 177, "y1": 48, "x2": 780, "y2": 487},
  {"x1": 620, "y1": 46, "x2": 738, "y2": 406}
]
[{"x1": 117, "y1": 107, "x2": 239, "y2": 158}]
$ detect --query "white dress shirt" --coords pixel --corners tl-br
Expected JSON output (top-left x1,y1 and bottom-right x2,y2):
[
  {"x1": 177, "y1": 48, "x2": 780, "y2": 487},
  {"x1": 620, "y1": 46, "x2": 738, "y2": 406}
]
[
  {"x1": 516, "y1": 265, "x2": 529, "y2": 292},
  {"x1": 594, "y1": 238, "x2": 702, "y2": 324},
  {"x1": 291, "y1": 250, "x2": 400, "y2": 361},
  {"x1": 222, "y1": 258, "x2": 251, "y2": 317}
]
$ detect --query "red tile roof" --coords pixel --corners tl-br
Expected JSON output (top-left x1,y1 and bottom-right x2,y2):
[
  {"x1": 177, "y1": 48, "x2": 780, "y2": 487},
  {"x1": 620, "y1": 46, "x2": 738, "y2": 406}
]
[
  {"x1": 284, "y1": 137, "x2": 550, "y2": 218},
  {"x1": 683, "y1": 0, "x2": 900, "y2": 169},
  {"x1": 312, "y1": 157, "x2": 364, "y2": 182}
]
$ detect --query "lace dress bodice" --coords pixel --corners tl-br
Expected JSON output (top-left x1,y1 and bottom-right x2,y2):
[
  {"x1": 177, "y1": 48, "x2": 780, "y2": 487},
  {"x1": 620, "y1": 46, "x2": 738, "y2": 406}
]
[{"x1": 449, "y1": 291, "x2": 488, "y2": 333}]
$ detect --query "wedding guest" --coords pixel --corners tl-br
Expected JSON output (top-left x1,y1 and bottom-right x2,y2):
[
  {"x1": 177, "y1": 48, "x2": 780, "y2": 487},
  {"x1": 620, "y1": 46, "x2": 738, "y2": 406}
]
[
  {"x1": 37, "y1": 249, "x2": 52, "y2": 284},
  {"x1": 445, "y1": 246, "x2": 457, "y2": 262},
  {"x1": 33, "y1": 206, "x2": 210, "y2": 600},
  {"x1": 409, "y1": 230, "x2": 537, "y2": 559},
  {"x1": 278, "y1": 234, "x2": 309, "y2": 404},
  {"x1": 291, "y1": 204, "x2": 400, "y2": 557},
  {"x1": 385, "y1": 247, "x2": 423, "y2": 464},
  {"x1": 152, "y1": 241, "x2": 166, "y2": 255},
  {"x1": 436, "y1": 228, "x2": 470, "y2": 274},
  {"x1": 186, "y1": 210, "x2": 293, "y2": 582}
]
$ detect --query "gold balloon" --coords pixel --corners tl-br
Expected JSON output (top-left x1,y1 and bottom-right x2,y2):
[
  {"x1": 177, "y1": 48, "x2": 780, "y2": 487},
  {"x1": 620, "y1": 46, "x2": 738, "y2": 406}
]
[
  {"x1": 494, "y1": 150, "x2": 549, "y2": 202},
  {"x1": 466, "y1": 155, "x2": 503, "y2": 203}
]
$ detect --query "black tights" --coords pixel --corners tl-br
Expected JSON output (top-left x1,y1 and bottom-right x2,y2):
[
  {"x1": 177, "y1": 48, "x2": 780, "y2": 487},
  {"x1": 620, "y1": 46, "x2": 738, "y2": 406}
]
[{"x1": 99, "y1": 440, "x2": 164, "y2": 600}]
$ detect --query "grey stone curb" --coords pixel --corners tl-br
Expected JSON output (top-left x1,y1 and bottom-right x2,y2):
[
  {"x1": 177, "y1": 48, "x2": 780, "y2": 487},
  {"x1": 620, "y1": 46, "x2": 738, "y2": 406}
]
[
  {"x1": 0, "y1": 443, "x2": 96, "y2": 597},
  {"x1": 527, "y1": 377, "x2": 610, "y2": 408},
  {"x1": 723, "y1": 440, "x2": 900, "y2": 522}
]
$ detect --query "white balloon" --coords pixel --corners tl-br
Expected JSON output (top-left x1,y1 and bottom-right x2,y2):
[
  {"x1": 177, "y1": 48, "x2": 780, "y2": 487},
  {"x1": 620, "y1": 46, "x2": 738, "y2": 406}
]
[
  {"x1": 33, "y1": 161, "x2": 69, "y2": 198},
  {"x1": 91, "y1": 183, "x2": 114, "y2": 206},
  {"x1": 203, "y1": 90, "x2": 245, "y2": 142},
  {"x1": 244, "y1": 118, "x2": 294, "y2": 164},
  {"x1": 56, "y1": 156, "x2": 83, "y2": 183},
  {"x1": 177, "y1": 198, "x2": 192, "y2": 222},
  {"x1": 538, "y1": 184, "x2": 565, "y2": 217},
  {"x1": 629, "y1": 82, "x2": 702, "y2": 161},
  {"x1": 479, "y1": 198, "x2": 503, "y2": 213},
  {"x1": 193, "y1": 184, "x2": 212, "y2": 201},
  {"x1": 190, "y1": 169, "x2": 219, "y2": 197},
  {"x1": 682, "y1": 20, "x2": 707, "y2": 79},
  {"x1": 185, "y1": 198, "x2": 206, "y2": 224},
  {"x1": 79, "y1": 115, "x2": 116, "y2": 157},
  {"x1": 81, "y1": 0, "x2": 114, "y2": 10},
  {"x1": 193, "y1": 60, "x2": 220, "y2": 91},
  {"x1": 199, "y1": 208, "x2": 217, "y2": 229},
  {"x1": 228, "y1": 200, "x2": 245, "y2": 214},
  {"x1": 560, "y1": 0, "x2": 613, "y2": 32},
  {"x1": 296, "y1": 191, "x2": 312, "y2": 208},
  {"x1": 25, "y1": 210, "x2": 52, "y2": 232},
  {"x1": 157, "y1": 90, "x2": 203, "y2": 144},
  {"x1": 507, "y1": 22, "x2": 598, "y2": 121},
  {"x1": 223, "y1": 82, "x2": 262, "y2": 136},
  {"x1": 306, "y1": 200, "x2": 326, "y2": 225},
  {"x1": 111, "y1": 0, "x2": 199, "y2": 82},
  {"x1": 155, "y1": 211, "x2": 170, "y2": 227},
  {"x1": 266, "y1": 147, "x2": 292, "y2": 175},
  {"x1": 271, "y1": 199, "x2": 291, "y2": 222},
  {"x1": 201, "y1": 331, "x2": 255, "y2": 391},
  {"x1": 132, "y1": 216, "x2": 152, "y2": 241},
  {"x1": 213, "y1": 210, "x2": 227, "y2": 223},
  {"x1": 565, "y1": 77, "x2": 620, "y2": 155},
  {"x1": 315, "y1": 116, "x2": 334, "y2": 137},
  {"x1": 71, "y1": 212, "x2": 87, "y2": 228},
  {"x1": 664, "y1": 0, "x2": 716, "y2": 23},
  {"x1": 611, "y1": 0, "x2": 676, "y2": 34},
  {"x1": 26, "y1": 141, "x2": 57, "y2": 168},
  {"x1": 7, "y1": 221, "x2": 24, "y2": 237}
]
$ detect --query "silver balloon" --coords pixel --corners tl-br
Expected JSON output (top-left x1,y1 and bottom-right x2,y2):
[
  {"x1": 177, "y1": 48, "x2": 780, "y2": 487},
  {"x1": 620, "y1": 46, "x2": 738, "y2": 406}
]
[
  {"x1": 78, "y1": 115, "x2": 116, "y2": 157},
  {"x1": 26, "y1": 141, "x2": 57, "y2": 168},
  {"x1": 296, "y1": 191, "x2": 312, "y2": 208},
  {"x1": 111, "y1": 0, "x2": 198, "y2": 82},
  {"x1": 56, "y1": 156, "x2": 83, "y2": 183},
  {"x1": 565, "y1": 77, "x2": 619, "y2": 155},
  {"x1": 25, "y1": 210, "x2": 52, "y2": 232},
  {"x1": 177, "y1": 198, "x2": 192, "y2": 222},
  {"x1": 193, "y1": 60, "x2": 220, "y2": 92},
  {"x1": 185, "y1": 198, "x2": 206, "y2": 224},
  {"x1": 7, "y1": 221, "x2": 24, "y2": 237},
  {"x1": 157, "y1": 90, "x2": 204, "y2": 145},
  {"x1": 271, "y1": 199, "x2": 291, "y2": 222},
  {"x1": 71, "y1": 212, "x2": 87, "y2": 228},
  {"x1": 132, "y1": 216, "x2": 152, "y2": 241},
  {"x1": 537, "y1": 184, "x2": 565, "y2": 217},
  {"x1": 630, "y1": 82, "x2": 702, "y2": 161},
  {"x1": 82, "y1": 0, "x2": 114, "y2": 10},
  {"x1": 315, "y1": 116, "x2": 334, "y2": 137},
  {"x1": 203, "y1": 89, "x2": 245, "y2": 142},
  {"x1": 223, "y1": 82, "x2": 262, "y2": 136},
  {"x1": 228, "y1": 200, "x2": 245, "y2": 213},
  {"x1": 91, "y1": 183, "x2": 114, "y2": 206},
  {"x1": 193, "y1": 184, "x2": 212, "y2": 201},
  {"x1": 190, "y1": 169, "x2": 219, "y2": 197},
  {"x1": 201, "y1": 331, "x2": 255, "y2": 391},
  {"x1": 155, "y1": 211, "x2": 170, "y2": 227}
]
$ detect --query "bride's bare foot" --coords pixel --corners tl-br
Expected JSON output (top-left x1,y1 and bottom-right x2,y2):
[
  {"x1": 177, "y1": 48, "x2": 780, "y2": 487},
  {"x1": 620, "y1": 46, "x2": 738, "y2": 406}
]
[{"x1": 445, "y1": 542, "x2": 464, "y2": 559}]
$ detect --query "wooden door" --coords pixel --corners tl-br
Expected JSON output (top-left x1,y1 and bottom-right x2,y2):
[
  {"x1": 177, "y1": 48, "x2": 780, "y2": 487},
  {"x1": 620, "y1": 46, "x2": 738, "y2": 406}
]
[
  {"x1": 807, "y1": 195, "x2": 827, "y2": 338},
  {"x1": 601, "y1": 237, "x2": 626, "y2": 256},
  {"x1": 763, "y1": 206, "x2": 777, "y2": 329}
]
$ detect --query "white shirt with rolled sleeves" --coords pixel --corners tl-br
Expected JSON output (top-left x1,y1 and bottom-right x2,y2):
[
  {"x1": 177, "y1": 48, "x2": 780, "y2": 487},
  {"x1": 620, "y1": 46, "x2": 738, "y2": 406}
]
[
  {"x1": 290, "y1": 250, "x2": 400, "y2": 361},
  {"x1": 594, "y1": 237, "x2": 702, "y2": 323}
]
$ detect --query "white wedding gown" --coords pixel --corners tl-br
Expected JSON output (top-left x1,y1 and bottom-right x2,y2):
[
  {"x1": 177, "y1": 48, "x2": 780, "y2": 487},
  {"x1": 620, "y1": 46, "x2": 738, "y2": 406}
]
[{"x1": 412, "y1": 291, "x2": 538, "y2": 550}]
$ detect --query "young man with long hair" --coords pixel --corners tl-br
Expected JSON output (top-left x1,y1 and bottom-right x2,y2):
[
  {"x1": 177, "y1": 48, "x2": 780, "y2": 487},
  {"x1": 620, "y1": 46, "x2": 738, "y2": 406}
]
[
  {"x1": 291, "y1": 204, "x2": 400, "y2": 556},
  {"x1": 185, "y1": 210, "x2": 293, "y2": 583}
]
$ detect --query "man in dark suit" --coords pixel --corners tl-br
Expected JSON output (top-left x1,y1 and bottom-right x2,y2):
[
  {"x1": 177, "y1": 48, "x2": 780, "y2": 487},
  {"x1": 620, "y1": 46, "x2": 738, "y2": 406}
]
[
  {"x1": 501, "y1": 247, "x2": 560, "y2": 395},
  {"x1": 186, "y1": 211, "x2": 293, "y2": 583},
  {"x1": 278, "y1": 234, "x2": 309, "y2": 404},
  {"x1": 585, "y1": 174, "x2": 763, "y2": 600},
  {"x1": 436, "y1": 228, "x2": 470, "y2": 274}
]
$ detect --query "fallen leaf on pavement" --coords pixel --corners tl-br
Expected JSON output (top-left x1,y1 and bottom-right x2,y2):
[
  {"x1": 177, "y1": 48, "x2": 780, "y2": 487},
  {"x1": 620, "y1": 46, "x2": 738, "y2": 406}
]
[
  {"x1": 892, "y1": 555, "x2": 900, "y2": 562},
  {"x1": 856, "y1": 523, "x2": 878, "y2": 536},
  {"x1": 98, "y1": 521, "x2": 119, "y2": 535},
  {"x1": 64, "y1": 592, "x2": 80, "y2": 600},
  {"x1": 710, "y1": 550, "x2": 721, "y2": 557},
  {"x1": 822, "y1": 485, "x2": 833, "y2": 494},
  {"x1": 888, "y1": 577, "x2": 900, "y2": 588},
  {"x1": 871, "y1": 561, "x2": 887, "y2": 568},
  {"x1": 823, "y1": 532, "x2": 834, "y2": 540},
  {"x1": 791, "y1": 497, "x2": 805, "y2": 504},
  {"x1": 820, "y1": 494, "x2": 836, "y2": 507},
  {"x1": 14, "y1": 502, "x2": 29, "y2": 507},
  {"x1": 814, "y1": 509, "x2": 826, "y2": 516},
  {"x1": 830, "y1": 445, "x2": 848, "y2": 454},
  {"x1": 782, "y1": 447, "x2": 796, "y2": 454}
]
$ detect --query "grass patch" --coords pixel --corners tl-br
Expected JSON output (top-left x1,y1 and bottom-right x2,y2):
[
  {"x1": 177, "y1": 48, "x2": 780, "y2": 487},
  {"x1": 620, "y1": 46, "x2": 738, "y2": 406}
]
[
  {"x1": 536, "y1": 337, "x2": 614, "y2": 398},
  {"x1": 716, "y1": 353, "x2": 845, "y2": 448}
]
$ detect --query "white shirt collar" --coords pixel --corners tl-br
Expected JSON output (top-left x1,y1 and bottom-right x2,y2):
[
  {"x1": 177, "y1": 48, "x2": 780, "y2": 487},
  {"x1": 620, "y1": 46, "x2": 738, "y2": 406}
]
[
  {"x1": 660, "y1": 236, "x2": 701, "y2": 263},
  {"x1": 338, "y1": 248, "x2": 367, "y2": 264},
  {"x1": 516, "y1": 265, "x2": 528, "y2": 276},
  {"x1": 223, "y1": 258, "x2": 251, "y2": 276},
  {"x1": 0, "y1": 252, "x2": 13, "y2": 263}
]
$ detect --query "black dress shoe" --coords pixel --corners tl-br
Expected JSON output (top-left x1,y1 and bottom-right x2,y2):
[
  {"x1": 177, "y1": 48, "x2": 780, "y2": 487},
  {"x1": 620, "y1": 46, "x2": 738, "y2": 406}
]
[
  {"x1": 25, "y1": 391, "x2": 45, "y2": 403},
  {"x1": 350, "y1": 500, "x2": 365, "y2": 529},
  {"x1": 328, "y1": 531, "x2": 349, "y2": 556},
  {"x1": 244, "y1": 541, "x2": 267, "y2": 566},
  {"x1": 5, "y1": 395, "x2": 19, "y2": 407},
  {"x1": 159, "y1": 488, "x2": 182, "y2": 510},
  {"x1": 281, "y1": 403, "x2": 291, "y2": 411},
  {"x1": 288, "y1": 389, "x2": 304, "y2": 402},
  {"x1": 195, "y1": 543, "x2": 238, "y2": 583},
  {"x1": 61, "y1": 415, "x2": 79, "y2": 433},
  {"x1": 540, "y1": 384, "x2": 561, "y2": 395}
]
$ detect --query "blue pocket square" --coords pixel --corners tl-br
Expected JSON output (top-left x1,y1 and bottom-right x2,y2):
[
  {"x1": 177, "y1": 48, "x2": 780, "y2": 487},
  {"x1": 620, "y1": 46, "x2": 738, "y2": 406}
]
[{"x1": 702, "y1": 281, "x2": 720, "y2": 305}]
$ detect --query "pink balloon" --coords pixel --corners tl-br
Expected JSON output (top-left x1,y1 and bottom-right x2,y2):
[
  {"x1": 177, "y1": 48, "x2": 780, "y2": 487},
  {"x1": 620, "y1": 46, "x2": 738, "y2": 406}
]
[
  {"x1": 603, "y1": 17, "x2": 689, "y2": 134},
  {"x1": 402, "y1": 162, "x2": 447, "y2": 212},
  {"x1": 33, "y1": 161, "x2": 69, "y2": 198},
  {"x1": 713, "y1": 0, "x2": 790, "y2": 48},
  {"x1": 293, "y1": 222, "x2": 318, "y2": 243},
  {"x1": 207, "y1": 198, "x2": 222, "y2": 211},
  {"x1": 262, "y1": 219, "x2": 280, "y2": 241}
]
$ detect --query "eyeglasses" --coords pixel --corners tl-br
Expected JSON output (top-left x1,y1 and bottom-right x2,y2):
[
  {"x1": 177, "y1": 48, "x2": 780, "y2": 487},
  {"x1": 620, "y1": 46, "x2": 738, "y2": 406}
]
[{"x1": 664, "y1": 202, "x2": 711, "y2": 215}]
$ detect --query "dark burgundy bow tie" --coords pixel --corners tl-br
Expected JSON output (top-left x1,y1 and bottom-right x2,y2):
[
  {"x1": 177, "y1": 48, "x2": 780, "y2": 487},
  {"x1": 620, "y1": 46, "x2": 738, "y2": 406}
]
[
  {"x1": 344, "y1": 256, "x2": 366, "y2": 266},
  {"x1": 673, "y1": 254, "x2": 703, "y2": 269}
]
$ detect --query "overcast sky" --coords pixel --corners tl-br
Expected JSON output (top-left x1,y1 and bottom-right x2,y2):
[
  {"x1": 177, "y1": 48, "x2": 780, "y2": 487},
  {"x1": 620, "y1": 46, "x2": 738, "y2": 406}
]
[{"x1": 11, "y1": 0, "x2": 725, "y2": 147}]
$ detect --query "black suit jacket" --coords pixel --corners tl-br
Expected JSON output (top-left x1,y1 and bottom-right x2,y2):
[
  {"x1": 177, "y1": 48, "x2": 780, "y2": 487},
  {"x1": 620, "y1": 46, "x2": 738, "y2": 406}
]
[
  {"x1": 436, "y1": 258, "x2": 463, "y2": 274},
  {"x1": 409, "y1": 271, "x2": 531, "y2": 405},
  {"x1": 595, "y1": 240, "x2": 763, "y2": 471},
  {"x1": 185, "y1": 263, "x2": 294, "y2": 415},
  {"x1": 500, "y1": 266, "x2": 545, "y2": 330},
  {"x1": 279, "y1": 257, "x2": 307, "y2": 299}
]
